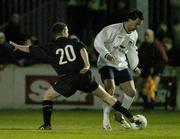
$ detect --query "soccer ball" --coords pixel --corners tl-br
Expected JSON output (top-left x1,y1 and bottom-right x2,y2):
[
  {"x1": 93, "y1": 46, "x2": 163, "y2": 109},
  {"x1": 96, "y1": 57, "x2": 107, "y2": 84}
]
[{"x1": 131, "y1": 114, "x2": 147, "y2": 130}]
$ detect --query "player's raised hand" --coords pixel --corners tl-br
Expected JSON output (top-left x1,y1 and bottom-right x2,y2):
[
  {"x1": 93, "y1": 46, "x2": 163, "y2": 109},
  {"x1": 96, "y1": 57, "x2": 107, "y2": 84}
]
[
  {"x1": 9, "y1": 41, "x2": 30, "y2": 52},
  {"x1": 80, "y1": 65, "x2": 90, "y2": 74}
]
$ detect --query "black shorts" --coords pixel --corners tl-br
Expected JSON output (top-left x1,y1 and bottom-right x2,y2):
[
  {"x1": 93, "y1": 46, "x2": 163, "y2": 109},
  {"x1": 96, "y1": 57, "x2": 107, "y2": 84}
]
[
  {"x1": 99, "y1": 66, "x2": 133, "y2": 86},
  {"x1": 52, "y1": 70, "x2": 99, "y2": 97}
]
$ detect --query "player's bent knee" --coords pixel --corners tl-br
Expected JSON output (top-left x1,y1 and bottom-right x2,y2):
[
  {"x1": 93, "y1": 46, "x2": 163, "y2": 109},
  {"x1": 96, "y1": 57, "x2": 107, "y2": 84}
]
[
  {"x1": 43, "y1": 91, "x2": 53, "y2": 100},
  {"x1": 105, "y1": 88, "x2": 115, "y2": 96},
  {"x1": 127, "y1": 89, "x2": 137, "y2": 97},
  {"x1": 105, "y1": 86, "x2": 115, "y2": 96},
  {"x1": 103, "y1": 95, "x2": 117, "y2": 106},
  {"x1": 43, "y1": 87, "x2": 59, "y2": 100},
  {"x1": 92, "y1": 85, "x2": 117, "y2": 105}
]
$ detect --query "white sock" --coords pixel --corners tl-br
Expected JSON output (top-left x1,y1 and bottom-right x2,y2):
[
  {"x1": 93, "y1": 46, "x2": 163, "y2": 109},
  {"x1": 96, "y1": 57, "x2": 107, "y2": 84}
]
[
  {"x1": 122, "y1": 93, "x2": 135, "y2": 109},
  {"x1": 102, "y1": 102, "x2": 111, "y2": 125}
]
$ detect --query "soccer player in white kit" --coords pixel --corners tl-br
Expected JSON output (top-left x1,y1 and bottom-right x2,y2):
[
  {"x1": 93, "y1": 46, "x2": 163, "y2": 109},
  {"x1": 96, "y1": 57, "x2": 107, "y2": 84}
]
[{"x1": 94, "y1": 9, "x2": 144, "y2": 131}]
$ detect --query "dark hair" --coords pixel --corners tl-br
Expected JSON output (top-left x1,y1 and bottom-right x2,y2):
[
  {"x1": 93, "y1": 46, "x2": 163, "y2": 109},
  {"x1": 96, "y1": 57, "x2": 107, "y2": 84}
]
[
  {"x1": 51, "y1": 22, "x2": 67, "y2": 37},
  {"x1": 126, "y1": 9, "x2": 144, "y2": 21}
]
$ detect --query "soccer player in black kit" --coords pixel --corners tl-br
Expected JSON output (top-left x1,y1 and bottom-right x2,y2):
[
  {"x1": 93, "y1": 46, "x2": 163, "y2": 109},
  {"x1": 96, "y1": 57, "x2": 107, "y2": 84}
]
[{"x1": 10, "y1": 22, "x2": 138, "y2": 130}]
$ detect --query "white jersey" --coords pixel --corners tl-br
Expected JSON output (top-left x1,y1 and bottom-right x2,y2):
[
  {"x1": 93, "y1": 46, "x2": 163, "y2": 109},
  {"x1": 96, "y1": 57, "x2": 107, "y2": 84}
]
[{"x1": 94, "y1": 23, "x2": 139, "y2": 71}]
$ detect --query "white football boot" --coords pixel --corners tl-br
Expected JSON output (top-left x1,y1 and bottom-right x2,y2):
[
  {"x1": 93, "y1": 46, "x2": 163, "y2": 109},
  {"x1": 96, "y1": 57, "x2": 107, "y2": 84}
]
[{"x1": 114, "y1": 113, "x2": 131, "y2": 129}]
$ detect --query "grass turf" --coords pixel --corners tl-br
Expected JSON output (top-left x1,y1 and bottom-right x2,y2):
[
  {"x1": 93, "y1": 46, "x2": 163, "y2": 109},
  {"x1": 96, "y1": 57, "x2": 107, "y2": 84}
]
[{"x1": 0, "y1": 109, "x2": 180, "y2": 139}]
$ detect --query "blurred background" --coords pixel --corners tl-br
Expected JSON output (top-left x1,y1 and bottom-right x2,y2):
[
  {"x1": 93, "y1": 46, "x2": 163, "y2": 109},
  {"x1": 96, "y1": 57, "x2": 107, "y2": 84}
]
[{"x1": 0, "y1": 0, "x2": 179, "y2": 110}]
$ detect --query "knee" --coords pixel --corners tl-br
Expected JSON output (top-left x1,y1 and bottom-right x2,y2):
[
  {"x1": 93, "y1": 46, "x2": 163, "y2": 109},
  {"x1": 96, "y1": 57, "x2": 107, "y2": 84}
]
[
  {"x1": 127, "y1": 89, "x2": 137, "y2": 97},
  {"x1": 105, "y1": 85, "x2": 115, "y2": 96},
  {"x1": 103, "y1": 95, "x2": 117, "y2": 106},
  {"x1": 43, "y1": 90, "x2": 54, "y2": 100}
]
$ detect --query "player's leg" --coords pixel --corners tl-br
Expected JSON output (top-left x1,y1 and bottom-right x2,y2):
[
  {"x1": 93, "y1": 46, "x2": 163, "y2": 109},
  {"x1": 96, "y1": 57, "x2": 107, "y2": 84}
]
[
  {"x1": 79, "y1": 70, "x2": 136, "y2": 129},
  {"x1": 151, "y1": 75, "x2": 160, "y2": 108},
  {"x1": 99, "y1": 67, "x2": 116, "y2": 130},
  {"x1": 153, "y1": 75, "x2": 160, "y2": 95},
  {"x1": 119, "y1": 80, "x2": 136, "y2": 109},
  {"x1": 39, "y1": 86, "x2": 60, "y2": 130},
  {"x1": 92, "y1": 85, "x2": 134, "y2": 121},
  {"x1": 111, "y1": 69, "x2": 133, "y2": 128},
  {"x1": 39, "y1": 73, "x2": 77, "y2": 130},
  {"x1": 102, "y1": 79, "x2": 115, "y2": 130},
  {"x1": 136, "y1": 77, "x2": 149, "y2": 109},
  {"x1": 113, "y1": 80, "x2": 136, "y2": 129},
  {"x1": 137, "y1": 68, "x2": 152, "y2": 110}
]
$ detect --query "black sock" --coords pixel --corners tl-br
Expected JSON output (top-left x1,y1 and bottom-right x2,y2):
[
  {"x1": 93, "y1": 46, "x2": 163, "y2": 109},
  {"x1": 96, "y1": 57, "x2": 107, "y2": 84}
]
[
  {"x1": 42, "y1": 100, "x2": 53, "y2": 126},
  {"x1": 112, "y1": 100, "x2": 133, "y2": 119}
]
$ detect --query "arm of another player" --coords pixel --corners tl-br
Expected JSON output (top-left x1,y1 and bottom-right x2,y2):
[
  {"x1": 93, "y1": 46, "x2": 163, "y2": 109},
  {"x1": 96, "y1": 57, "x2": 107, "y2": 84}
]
[
  {"x1": 10, "y1": 41, "x2": 52, "y2": 63},
  {"x1": 127, "y1": 48, "x2": 141, "y2": 77},
  {"x1": 9, "y1": 41, "x2": 30, "y2": 53},
  {"x1": 80, "y1": 48, "x2": 90, "y2": 74},
  {"x1": 94, "y1": 27, "x2": 115, "y2": 62},
  {"x1": 126, "y1": 33, "x2": 141, "y2": 76}
]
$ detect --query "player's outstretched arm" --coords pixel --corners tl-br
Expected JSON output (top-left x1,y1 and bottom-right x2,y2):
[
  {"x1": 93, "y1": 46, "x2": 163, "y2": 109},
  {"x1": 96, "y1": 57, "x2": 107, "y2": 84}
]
[
  {"x1": 80, "y1": 48, "x2": 90, "y2": 74},
  {"x1": 9, "y1": 41, "x2": 30, "y2": 53}
]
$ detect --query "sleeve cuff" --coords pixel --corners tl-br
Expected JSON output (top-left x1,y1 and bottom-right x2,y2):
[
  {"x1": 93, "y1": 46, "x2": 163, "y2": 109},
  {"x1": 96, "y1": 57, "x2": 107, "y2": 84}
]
[{"x1": 102, "y1": 50, "x2": 110, "y2": 58}]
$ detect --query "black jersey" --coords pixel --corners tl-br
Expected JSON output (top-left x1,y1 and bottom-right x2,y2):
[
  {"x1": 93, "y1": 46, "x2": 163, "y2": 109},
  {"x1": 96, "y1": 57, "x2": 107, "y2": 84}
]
[{"x1": 29, "y1": 37, "x2": 86, "y2": 76}]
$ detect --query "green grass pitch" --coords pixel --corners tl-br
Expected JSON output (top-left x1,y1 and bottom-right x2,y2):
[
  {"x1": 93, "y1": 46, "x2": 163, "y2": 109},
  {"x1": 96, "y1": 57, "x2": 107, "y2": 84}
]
[{"x1": 0, "y1": 109, "x2": 180, "y2": 139}]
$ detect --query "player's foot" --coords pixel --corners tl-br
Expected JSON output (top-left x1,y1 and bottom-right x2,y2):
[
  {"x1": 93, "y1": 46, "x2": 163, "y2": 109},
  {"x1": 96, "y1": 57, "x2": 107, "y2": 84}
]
[
  {"x1": 103, "y1": 116, "x2": 112, "y2": 131},
  {"x1": 114, "y1": 113, "x2": 131, "y2": 129},
  {"x1": 103, "y1": 123, "x2": 112, "y2": 131},
  {"x1": 38, "y1": 124, "x2": 52, "y2": 130}
]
